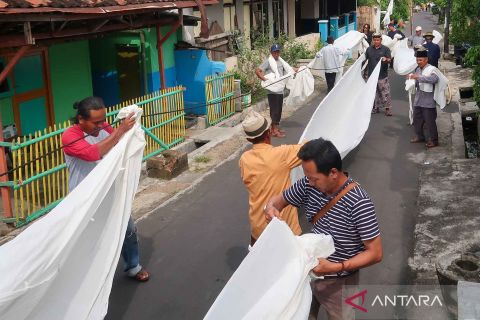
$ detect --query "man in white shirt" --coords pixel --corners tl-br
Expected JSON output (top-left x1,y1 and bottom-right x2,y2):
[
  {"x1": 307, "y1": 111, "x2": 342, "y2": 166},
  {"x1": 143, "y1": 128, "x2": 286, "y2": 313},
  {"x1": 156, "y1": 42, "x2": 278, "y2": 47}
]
[{"x1": 317, "y1": 37, "x2": 347, "y2": 92}]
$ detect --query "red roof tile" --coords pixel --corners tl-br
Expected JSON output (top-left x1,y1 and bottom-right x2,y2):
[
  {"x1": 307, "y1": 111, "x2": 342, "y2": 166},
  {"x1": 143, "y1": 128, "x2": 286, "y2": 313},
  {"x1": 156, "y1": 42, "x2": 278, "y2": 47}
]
[{"x1": 0, "y1": 0, "x2": 194, "y2": 8}]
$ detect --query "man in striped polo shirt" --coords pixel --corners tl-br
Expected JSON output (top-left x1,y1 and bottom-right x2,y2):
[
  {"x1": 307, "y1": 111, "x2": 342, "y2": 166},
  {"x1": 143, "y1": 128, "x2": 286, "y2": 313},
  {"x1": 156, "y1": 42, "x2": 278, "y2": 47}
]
[{"x1": 264, "y1": 138, "x2": 382, "y2": 320}]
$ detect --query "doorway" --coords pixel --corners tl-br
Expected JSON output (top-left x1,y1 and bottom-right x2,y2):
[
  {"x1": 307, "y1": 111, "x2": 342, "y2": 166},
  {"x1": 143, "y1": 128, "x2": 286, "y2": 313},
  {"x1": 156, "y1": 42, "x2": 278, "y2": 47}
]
[{"x1": 116, "y1": 44, "x2": 142, "y2": 102}]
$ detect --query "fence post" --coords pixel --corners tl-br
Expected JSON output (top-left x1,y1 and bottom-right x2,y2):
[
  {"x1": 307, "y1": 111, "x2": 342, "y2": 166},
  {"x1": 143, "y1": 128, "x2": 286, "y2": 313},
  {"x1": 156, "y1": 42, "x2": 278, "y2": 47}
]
[
  {"x1": 345, "y1": 13, "x2": 350, "y2": 32},
  {"x1": 330, "y1": 16, "x2": 339, "y2": 39},
  {"x1": 318, "y1": 20, "x2": 329, "y2": 43},
  {"x1": 0, "y1": 112, "x2": 13, "y2": 221}
]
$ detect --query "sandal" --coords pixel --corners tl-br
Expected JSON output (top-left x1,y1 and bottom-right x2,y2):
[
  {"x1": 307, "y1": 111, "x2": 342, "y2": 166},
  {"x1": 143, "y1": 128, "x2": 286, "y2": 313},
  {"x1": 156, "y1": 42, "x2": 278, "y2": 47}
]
[
  {"x1": 371, "y1": 108, "x2": 379, "y2": 114},
  {"x1": 425, "y1": 141, "x2": 438, "y2": 148},
  {"x1": 385, "y1": 108, "x2": 393, "y2": 116},
  {"x1": 131, "y1": 269, "x2": 150, "y2": 282},
  {"x1": 410, "y1": 137, "x2": 425, "y2": 143}
]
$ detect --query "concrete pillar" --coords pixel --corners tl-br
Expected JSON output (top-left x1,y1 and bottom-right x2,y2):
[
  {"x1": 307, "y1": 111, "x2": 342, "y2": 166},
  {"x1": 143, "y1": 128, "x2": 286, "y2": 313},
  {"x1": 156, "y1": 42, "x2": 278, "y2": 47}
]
[
  {"x1": 287, "y1": 0, "x2": 296, "y2": 37},
  {"x1": 330, "y1": 16, "x2": 339, "y2": 39},
  {"x1": 268, "y1": 0, "x2": 274, "y2": 38},
  {"x1": 235, "y1": 0, "x2": 244, "y2": 32},
  {"x1": 351, "y1": 11, "x2": 357, "y2": 30},
  {"x1": 318, "y1": 20, "x2": 329, "y2": 42},
  {"x1": 345, "y1": 13, "x2": 350, "y2": 32}
]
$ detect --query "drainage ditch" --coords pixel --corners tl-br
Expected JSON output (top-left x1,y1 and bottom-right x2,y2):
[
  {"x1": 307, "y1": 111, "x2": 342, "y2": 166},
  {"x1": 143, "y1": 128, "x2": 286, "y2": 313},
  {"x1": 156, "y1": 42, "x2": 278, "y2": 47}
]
[{"x1": 459, "y1": 87, "x2": 479, "y2": 158}]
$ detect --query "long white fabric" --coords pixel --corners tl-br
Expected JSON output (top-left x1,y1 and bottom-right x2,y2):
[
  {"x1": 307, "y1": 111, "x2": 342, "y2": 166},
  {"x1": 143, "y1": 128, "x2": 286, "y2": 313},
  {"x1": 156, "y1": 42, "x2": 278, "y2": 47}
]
[
  {"x1": 405, "y1": 66, "x2": 449, "y2": 111},
  {"x1": 393, "y1": 30, "x2": 444, "y2": 76},
  {"x1": 292, "y1": 56, "x2": 382, "y2": 182},
  {"x1": 286, "y1": 66, "x2": 315, "y2": 107},
  {"x1": 382, "y1": 0, "x2": 394, "y2": 26},
  {"x1": 393, "y1": 45, "x2": 417, "y2": 75},
  {"x1": 0, "y1": 107, "x2": 145, "y2": 320},
  {"x1": 309, "y1": 31, "x2": 369, "y2": 83},
  {"x1": 432, "y1": 30, "x2": 443, "y2": 45},
  {"x1": 261, "y1": 55, "x2": 294, "y2": 94},
  {"x1": 204, "y1": 218, "x2": 335, "y2": 320}
]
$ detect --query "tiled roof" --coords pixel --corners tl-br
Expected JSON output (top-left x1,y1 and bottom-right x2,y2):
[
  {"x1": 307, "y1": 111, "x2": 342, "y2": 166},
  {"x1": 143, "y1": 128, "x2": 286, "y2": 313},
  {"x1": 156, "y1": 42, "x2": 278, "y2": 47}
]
[{"x1": 0, "y1": 0, "x2": 199, "y2": 9}]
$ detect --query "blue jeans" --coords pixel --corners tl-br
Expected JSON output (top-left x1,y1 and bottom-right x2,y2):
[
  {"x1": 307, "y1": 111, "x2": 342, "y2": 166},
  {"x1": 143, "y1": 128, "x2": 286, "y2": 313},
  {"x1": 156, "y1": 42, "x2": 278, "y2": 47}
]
[{"x1": 121, "y1": 216, "x2": 142, "y2": 276}]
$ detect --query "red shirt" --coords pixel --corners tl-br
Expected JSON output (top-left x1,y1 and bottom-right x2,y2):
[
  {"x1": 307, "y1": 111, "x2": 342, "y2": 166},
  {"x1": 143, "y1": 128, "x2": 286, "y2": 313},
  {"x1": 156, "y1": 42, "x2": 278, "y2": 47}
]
[{"x1": 62, "y1": 123, "x2": 114, "y2": 162}]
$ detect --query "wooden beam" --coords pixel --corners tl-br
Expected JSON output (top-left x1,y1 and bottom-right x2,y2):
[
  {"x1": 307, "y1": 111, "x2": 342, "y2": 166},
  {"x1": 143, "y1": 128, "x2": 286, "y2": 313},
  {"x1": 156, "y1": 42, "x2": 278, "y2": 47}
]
[
  {"x1": 158, "y1": 19, "x2": 181, "y2": 45},
  {"x1": 0, "y1": 112, "x2": 13, "y2": 220},
  {"x1": 0, "y1": 45, "x2": 29, "y2": 86},
  {"x1": 156, "y1": 24, "x2": 167, "y2": 90},
  {"x1": 0, "y1": 17, "x2": 175, "y2": 49},
  {"x1": 91, "y1": 19, "x2": 110, "y2": 32},
  {"x1": 156, "y1": 20, "x2": 181, "y2": 89}
]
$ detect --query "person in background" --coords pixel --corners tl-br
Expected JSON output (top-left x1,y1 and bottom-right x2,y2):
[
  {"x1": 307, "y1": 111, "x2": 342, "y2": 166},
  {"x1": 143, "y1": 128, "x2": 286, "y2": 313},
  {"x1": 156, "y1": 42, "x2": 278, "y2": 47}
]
[
  {"x1": 316, "y1": 36, "x2": 348, "y2": 92},
  {"x1": 62, "y1": 96, "x2": 150, "y2": 282},
  {"x1": 408, "y1": 47, "x2": 440, "y2": 148},
  {"x1": 256, "y1": 44, "x2": 296, "y2": 138},
  {"x1": 409, "y1": 26, "x2": 425, "y2": 47},
  {"x1": 423, "y1": 32, "x2": 441, "y2": 68},
  {"x1": 362, "y1": 23, "x2": 373, "y2": 45},
  {"x1": 387, "y1": 23, "x2": 405, "y2": 68},
  {"x1": 364, "y1": 33, "x2": 393, "y2": 116}
]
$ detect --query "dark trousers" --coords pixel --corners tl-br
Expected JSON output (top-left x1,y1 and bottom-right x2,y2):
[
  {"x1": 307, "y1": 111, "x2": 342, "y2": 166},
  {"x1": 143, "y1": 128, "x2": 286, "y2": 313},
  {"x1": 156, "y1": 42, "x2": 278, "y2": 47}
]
[
  {"x1": 308, "y1": 271, "x2": 359, "y2": 320},
  {"x1": 413, "y1": 106, "x2": 438, "y2": 142},
  {"x1": 325, "y1": 72, "x2": 337, "y2": 92},
  {"x1": 267, "y1": 93, "x2": 284, "y2": 125}
]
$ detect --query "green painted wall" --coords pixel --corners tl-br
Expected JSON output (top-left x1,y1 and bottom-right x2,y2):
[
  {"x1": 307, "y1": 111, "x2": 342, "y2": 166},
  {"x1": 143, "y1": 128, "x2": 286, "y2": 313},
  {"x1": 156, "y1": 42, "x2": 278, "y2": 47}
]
[
  {"x1": 143, "y1": 26, "x2": 181, "y2": 71},
  {"x1": 0, "y1": 97, "x2": 14, "y2": 125},
  {"x1": 49, "y1": 40, "x2": 93, "y2": 123}
]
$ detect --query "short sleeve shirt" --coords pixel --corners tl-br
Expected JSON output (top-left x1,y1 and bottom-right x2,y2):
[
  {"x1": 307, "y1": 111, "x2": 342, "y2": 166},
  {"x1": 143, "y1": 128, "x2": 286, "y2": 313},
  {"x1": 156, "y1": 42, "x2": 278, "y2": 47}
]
[
  {"x1": 259, "y1": 58, "x2": 285, "y2": 77},
  {"x1": 62, "y1": 124, "x2": 113, "y2": 191},
  {"x1": 365, "y1": 45, "x2": 391, "y2": 79},
  {"x1": 283, "y1": 177, "x2": 380, "y2": 276}
]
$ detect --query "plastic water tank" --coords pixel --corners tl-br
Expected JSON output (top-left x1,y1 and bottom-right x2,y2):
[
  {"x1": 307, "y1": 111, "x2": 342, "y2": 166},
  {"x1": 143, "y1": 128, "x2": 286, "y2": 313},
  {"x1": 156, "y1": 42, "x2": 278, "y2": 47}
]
[{"x1": 174, "y1": 49, "x2": 226, "y2": 115}]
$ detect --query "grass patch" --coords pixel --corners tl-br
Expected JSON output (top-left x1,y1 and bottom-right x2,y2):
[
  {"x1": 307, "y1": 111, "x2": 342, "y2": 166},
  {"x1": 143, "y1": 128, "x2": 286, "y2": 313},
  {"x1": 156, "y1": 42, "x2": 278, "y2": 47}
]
[{"x1": 193, "y1": 155, "x2": 211, "y2": 163}]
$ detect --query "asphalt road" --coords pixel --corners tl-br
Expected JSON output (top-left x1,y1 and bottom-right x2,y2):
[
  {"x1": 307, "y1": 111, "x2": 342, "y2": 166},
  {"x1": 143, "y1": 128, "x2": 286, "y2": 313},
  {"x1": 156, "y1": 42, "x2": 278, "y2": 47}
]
[{"x1": 106, "y1": 12, "x2": 441, "y2": 320}]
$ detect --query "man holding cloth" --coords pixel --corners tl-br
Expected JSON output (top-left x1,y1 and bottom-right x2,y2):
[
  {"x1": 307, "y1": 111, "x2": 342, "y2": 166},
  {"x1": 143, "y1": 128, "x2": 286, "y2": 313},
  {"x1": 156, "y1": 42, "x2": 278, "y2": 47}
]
[
  {"x1": 408, "y1": 47, "x2": 440, "y2": 148},
  {"x1": 239, "y1": 111, "x2": 303, "y2": 246},
  {"x1": 364, "y1": 33, "x2": 393, "y2": 116},
  {"x1": 264, "y1": 138, "x2": 383, "y2": 320},
  {"x1": 256, "y1": 44, "x2": 295, "y2": 138},
  {"x1": 316, "y1": 36, "x2": 348, "y2": 92}
]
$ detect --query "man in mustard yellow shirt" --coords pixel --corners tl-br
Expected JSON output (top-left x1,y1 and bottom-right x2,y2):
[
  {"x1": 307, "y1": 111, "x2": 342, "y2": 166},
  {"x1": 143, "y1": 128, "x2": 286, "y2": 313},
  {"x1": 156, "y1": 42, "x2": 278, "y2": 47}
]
[{"x1": 239, "y1": 111, "x2": 304, "y2": 246}]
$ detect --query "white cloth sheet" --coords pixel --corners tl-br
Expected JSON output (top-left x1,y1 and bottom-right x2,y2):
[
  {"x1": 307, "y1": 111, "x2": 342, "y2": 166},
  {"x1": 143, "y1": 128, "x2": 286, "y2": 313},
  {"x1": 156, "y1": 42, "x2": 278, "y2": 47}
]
[
  {"x1": 286, "y1": 66, "x2": 315, "y2": 107},
  {"x1": 382, "y1": 0, "x2": 394, "y2": 26},
  {"x1": 432, "y1": 30, "x2": 443, "y2": 45},
  {"x1": 393, "y1": 46, "x2": 417, "y2": 75},
  {"x1": 308, "y1": 31, "x2": 369, "y2": 84},
  {"x1": 0, "y1": 106, "x2": 146, "y2": 320},
  {"x1": 204, "y1": 218, "x2": 335, "y2": 320},
  {"x1": 292, "y1": 56, "x2": 382, "y2": 182},
  {"x1": 261, "y1": 56, "x2": 294, "y2": 94},
  {"x1": 404, "y1": 66, "x2": 449, "y2": 115}
]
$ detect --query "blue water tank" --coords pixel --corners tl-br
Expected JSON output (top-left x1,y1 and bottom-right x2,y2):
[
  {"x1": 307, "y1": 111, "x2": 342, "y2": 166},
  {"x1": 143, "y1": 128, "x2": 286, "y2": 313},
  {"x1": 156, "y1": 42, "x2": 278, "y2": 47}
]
[{"x1": 174, "y1": 49, "x2": 226, "y2": 115}]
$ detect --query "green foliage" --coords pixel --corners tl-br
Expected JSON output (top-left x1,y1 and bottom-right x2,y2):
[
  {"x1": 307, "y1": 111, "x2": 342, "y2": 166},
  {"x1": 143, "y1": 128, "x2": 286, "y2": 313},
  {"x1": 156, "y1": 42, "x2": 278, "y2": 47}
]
[
  {"x1": 450, "y1": 0, "x2": 480, "y2": 45},
  {"x1": 358, "y1": 0, "x2": 378, "y2": 6},
  {"x1": 465, "y1": 46, "x2": 480, "y2": 105}
]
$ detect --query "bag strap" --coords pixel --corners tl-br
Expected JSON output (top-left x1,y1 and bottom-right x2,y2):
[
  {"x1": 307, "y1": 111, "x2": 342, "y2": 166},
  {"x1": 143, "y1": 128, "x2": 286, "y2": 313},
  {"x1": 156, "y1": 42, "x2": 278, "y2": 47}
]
[{"x1": 312, "y1": 181, "x2": 358, "y2": 226}]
